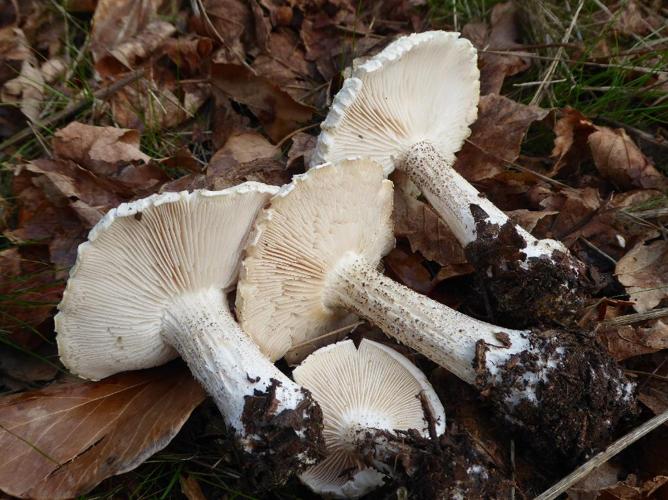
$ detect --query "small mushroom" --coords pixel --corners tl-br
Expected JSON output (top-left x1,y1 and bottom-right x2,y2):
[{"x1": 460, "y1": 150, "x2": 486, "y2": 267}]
[
  {"x1": 56, "y1": 185, "x2": 324, "y2": 487},
  {"x1": 237, "y1": 160, "x2": 636, "y2": 465},
  {"x1": 292, "y1": 338, "x2": 446, "y2": 498},
  {"x1": 312, "y1": 31, "x2": 588, "y2": 326}
]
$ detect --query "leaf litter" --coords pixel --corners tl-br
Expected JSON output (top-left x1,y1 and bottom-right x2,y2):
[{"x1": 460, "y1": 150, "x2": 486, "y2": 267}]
[{"x1": 0, "y1": 0, "x2": 666, "y2": 498}]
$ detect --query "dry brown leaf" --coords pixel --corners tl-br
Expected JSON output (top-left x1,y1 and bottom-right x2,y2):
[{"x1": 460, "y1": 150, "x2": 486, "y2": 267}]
[
  {"x1": 0, "y1": 347, "x2": 59, "y2": 390},
  {"x1": 529, "y1": 185, "x2": 602, "y2": 241},
  {"x1": 567, "y1": 462, "x2": 622, "y2": 500},
  {"x1": 90, "y1": 0, "x2": 163, "y2": 63},
  {"x1": 97, "y1": 20, "x2": 176, "y2": 76},
  {"x1": 197, "y1": 0, "x2": 253, "y2": 59},
  {"x1": 180, "y1": 475, "x2": 208, "y2": 500},
  {"x1": 286, "y1": 132, "x2": 316, "y2": 169},
  {"x1": 211, "y1": 63, "x2": 314, "y2": 142},
  {"x1": 392, "y1": 171, "x2": 469, "y2": 274},
  {"x1": 613, "y1": 0, "x2": 663, "y2": 37},
  {"x1": 598, "y1": 474, "x2": 668, "y2": 500},
  {"x1": 111, "y1": 79, "x2": 209, "y2": 130},
  {"x1": 455, "y1": 94, "x2": 548, "y2": 182},
  {"x1": 588, "y1": 127, "x2": 668, "y2": 191},
  {"x1": 616, "y1": 239, "x2": 668, "y2": 313},
  {"x1": 164, "y1": 35, "x2": 214, "y2": 75},
  {"x1": 597, "y1": 320, "x2": 668, "y2": 361},
  {"x1": 507, "y1": 208, "x2": 559, "y2": 234},
  {"x1": 53, "y1": 122, "x2": 150, "y2": 176},
  {"x1": 0, "y1": 365, "x2": 206, "y2": 499},
  {"x1": 462, "y1": 2, "x2": 530, "y2": 95},
  {"x1": 25, "y1": 159, "x2": 124, "y2": 227},
  {"x1": 214, "y1": 131, "x2": 277, "y2": 164}
]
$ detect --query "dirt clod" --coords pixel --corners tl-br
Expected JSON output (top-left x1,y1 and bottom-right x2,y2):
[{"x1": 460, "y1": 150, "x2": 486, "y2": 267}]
[
  {"x1": 240, "y1": 379, "x2": 325, "y2": 491},
  {"x1": 465, "y1": 204, "x2": 590, "y2": 328},
  {"x1": 474, "y1": 329, "x2": 638, "y2": 471},
  {"x1": 357, "y1": 427, "x2": 512, "y2": 499}
]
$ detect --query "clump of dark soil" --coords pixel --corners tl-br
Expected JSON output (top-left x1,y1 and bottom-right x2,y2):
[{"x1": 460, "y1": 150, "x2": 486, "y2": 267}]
[
  {"x1": 240, "y1": 379, "x2": 325, "y2": 491},
  {"x1": 465, "y1": 204, "x2": 590, "y2": 328},
  {"x1": 474, "y1": 329, "x2": 638, "y2": 470},
  {"x1": 356, "y1": 427, "x2": 512, "y2": 499}
]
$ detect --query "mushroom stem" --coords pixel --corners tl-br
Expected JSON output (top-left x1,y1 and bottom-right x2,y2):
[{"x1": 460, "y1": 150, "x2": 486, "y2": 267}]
[
  {"x1": 324, "y1": 253, "x2": 530, "y2": 385},
  {"x1": 161, "y1": 288, "x2": 322, "y2": 459},
  {"x1": 404, "y1": 140, "x2": 559, "y2": 256}
]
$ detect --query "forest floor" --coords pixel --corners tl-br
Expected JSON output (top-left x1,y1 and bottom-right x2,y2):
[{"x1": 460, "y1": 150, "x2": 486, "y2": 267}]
[{"x1": 0, "y1": 0, "x2": 667, "y2": 499}]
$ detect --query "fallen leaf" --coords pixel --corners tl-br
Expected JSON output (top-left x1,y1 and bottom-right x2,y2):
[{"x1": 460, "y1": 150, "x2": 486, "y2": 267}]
[
  {"x1": 53, "y1": 122, "x2": 150, "y2": 176},
  {"x1": 597, "y1": 320, "x2": 668, "y2": 361},
  {"x1": 1, "y1": 59, "x2": 44, "y2": 123},
  {"x1": 0, "y1": 364, "x2": 205, "y2": 499},
  {"x1": 597, "y1": 474, "x2": 668, "y2": 500},
  {"x1": 211, "y1": 63, "x2": 314, "y2": 142},
  {"x1": 111, "y1": 79, "x2": 209, "y2": 130},
  {"x1": 616, "y1": 239, "x2": 668, "y2": 313},
  {"x1": 214, "y1": 131, "x2": 277, "y2": 164},
  {"x1": 25, "y1": 159, "x2": 124, "y2": 227},
  {"x1": 462, "y1": 2, "x2": 531, "y2": 95},
  {"x1": 567, "y1": 462, "x2": 622, "y2": 500},
  {"x1": 96, "y1": 20, "x2": 176, "y2": 76},
  {"x1": 613, "y1": 0, "x2": 663, "y2": 37},
  {"x1": 507, "y1": 209, "x2": 558, "y2": 234},
  {"x1": 0, "y1": 346, "x2": 59, "y2": 390},
  {"x1": 391, "y1": 171, "x2": 470, "y2": 274},
  {"x1": 286, "y1": 132, "x2": 316, "y2": 169},
  {"x1": 588, "y1": 127, "x2": 668, "y2": 191},
  {"x1": 180, "y1": 474, "x2": 208, "y2": 500},
  {"x1": 550, "y1": 107, "x2": 597, "y2": 174},
  {"x1": 90, "y1": 0, "x2": 163, "y2": 64},
  {"x1": 196, "y1": 0, "x2": 254, "y2": 60},
  {"x1": 455, "y1": 94, "x2": 549, "y2": 182},
  {"x1": 164, "y1": 35, "x2": 214, "y2": 75}
]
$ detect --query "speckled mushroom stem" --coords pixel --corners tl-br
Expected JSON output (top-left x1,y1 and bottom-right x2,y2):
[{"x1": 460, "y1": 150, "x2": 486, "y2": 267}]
[
  {"x1": 325, "y1": 254, "x2": 637, "y2": 464},
  {"x1": 403, "y1": 140, "x2": 560, "y2": 255},
  {"x1": 324, "y1": 253, "x2": 532, "y2": 385},
  {"x1": 403, "y1": 140, "x2": 589, "y2": 327},
  {"x1": 161, "y1": 288, "x2": 323, "y2": 476}
]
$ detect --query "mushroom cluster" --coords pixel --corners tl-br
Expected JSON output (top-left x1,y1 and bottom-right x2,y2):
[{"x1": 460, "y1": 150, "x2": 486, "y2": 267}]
[{"x1": 55, "y1": 29, "x2": 638, "y2": 498}]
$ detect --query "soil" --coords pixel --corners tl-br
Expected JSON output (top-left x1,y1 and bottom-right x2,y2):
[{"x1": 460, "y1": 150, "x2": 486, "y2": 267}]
[
  {"x1": 356, "y1": 427, "x2": 513, "y2": 499},
  {"x1": 240, "y1": 379, "x2": 325, "y2": 491},
  {"x1": 474, "y1": 328, "x2": 638, "y2": 471},
  {"x1": 464, "y1": 204, "x2": 590, "y2": 328}
]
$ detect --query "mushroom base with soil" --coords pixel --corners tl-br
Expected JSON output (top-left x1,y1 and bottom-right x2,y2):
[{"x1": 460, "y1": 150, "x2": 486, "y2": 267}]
[
  {"x1": 404, "y1": 140, "x2": 589, "y2": 328},
  {"x1": 474, "y1": 329, "x2": 637, "y2": 469},
  {"x1": 356, "y1": 428, "x2": 513, "y2": 499},
  {"x1": 464, "y1": 205, "x2": 590, "y2": 328},
  {"x1": 161, "y1": 288, "x2": 325, "y2": 487}
]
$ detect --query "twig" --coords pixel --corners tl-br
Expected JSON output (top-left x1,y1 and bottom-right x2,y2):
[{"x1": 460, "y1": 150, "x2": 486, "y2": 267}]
[
  {"x1": 0, "y1": 68, "x2": 145, "y2": 157},
  {"x1": 535, "y1": 410, "x2": 668, "y2": 500},
  {"x1": 600, "y1": 307, "x2": 668, "y2": 327}
]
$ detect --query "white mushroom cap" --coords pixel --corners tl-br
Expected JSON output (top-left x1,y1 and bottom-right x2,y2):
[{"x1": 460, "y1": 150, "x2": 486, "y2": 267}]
[
  {"x1": 56, "y1": 183, "x2": 278, "y2": 380},
  {"x1": 237, "y1": 160, "x2": 394, "y2": 363},
  {"x1": 293, "y1": 339, "x2": 446, "y2": 498},
  {"x1": 311, "y1": 31, "x2": 480, "y2": 175}
]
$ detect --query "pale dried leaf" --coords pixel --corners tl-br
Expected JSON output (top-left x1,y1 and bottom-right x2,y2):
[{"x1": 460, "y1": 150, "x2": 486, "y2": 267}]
[
  {"x1": 588, "y1": 127, "x2": 668, "y2": 191},
  {"x1": 97, "y1": 20, "x2": 176, "y2": 76},
  {"x1": 90, "y1": 0, "x2": 163, "y2": 63},
  {"x1": 1, "y1": 59, "x2": 44, "y2": 122},
  {"x1": 597, "y1": 320, "x2": 668, "y2": 361},
  {"x1": 0, "y1": 365, "x2": 205, "y2": 499},
  {"x1": 53, "y1": 122, "x2": 150, "y2": 176},
  {"x1": 455, "y1": 94, "x2": 548, "y2": 182},
  {"x1": 616, "y1": 239, "x2": 668, "y2": 313}
]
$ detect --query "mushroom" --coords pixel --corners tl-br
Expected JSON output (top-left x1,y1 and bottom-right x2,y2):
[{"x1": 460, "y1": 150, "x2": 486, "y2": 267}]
[
  {"x1": 237, "y1": 160, "x2": 636, "y2": 465},
  {"x1": 55, "y1": 185, "x2": 324, "y2": 487},
  {"x1": 311, "y1": 30, "x2": 588, "y2": 326},
  {"x1": 292, "y1": 338, "x2": 446, "y2": 498}
]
